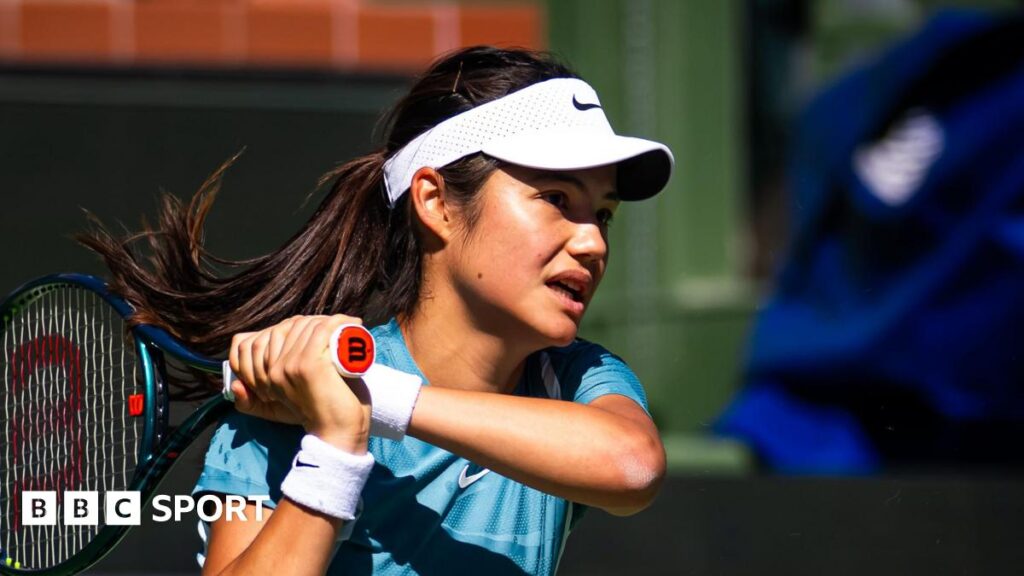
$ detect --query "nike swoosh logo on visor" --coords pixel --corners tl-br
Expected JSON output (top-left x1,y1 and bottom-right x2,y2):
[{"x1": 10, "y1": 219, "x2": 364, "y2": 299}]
[
  {"x1": 458, "y1": 465, "x2": 491, "y2": 489},
  {"x1": 572, "y1": 95, "x2": 602, "y2": 111}
]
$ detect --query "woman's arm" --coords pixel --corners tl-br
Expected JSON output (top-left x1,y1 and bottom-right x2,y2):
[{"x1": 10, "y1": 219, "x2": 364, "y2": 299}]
[
  {"x1": 408, "y1": 388, "x2": 665, "y2": 515},
  {"x1": 202, "y1": 501, "x2": 340, "y2": 576},
  {"x1": 203, "y1": 314, "x2": 373, "y2": 574}
]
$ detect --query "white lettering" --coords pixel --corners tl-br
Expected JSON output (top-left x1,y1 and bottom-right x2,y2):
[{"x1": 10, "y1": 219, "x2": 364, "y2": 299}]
[
  {"x1": 151, "y1": 495, "x2": 172, "y2": 522},
  {"x1": 248, "y1": 495, "x2": 270, "y2": 522},
  {"x1": 196, "y1": 495, "x2": 222, "y2": 523},
  {"x1": 224, "y1": 495, "x2": 246, "y2": 521},
  {"x1": 173, "y1": 495, "x2": 195, "y2": 522}
]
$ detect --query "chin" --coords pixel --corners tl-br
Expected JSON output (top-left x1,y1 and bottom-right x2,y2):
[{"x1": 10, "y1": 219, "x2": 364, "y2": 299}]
[{"x1": 539, "y1": 317, "x2": 580, "y2": 348}]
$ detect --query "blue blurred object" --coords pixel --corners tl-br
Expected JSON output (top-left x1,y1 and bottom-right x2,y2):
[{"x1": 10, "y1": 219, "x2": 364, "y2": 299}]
[{"x1": 716, "y1": 10, "x2": 1024, "y2": 473}]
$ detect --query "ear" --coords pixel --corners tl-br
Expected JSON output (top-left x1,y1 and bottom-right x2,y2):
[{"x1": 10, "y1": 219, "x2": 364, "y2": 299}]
[{"x1": 409, "y1": 167, "x2": 454, "y2": 243}]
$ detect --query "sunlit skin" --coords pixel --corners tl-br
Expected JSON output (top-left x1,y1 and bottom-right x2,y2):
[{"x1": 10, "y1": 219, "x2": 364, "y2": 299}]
[{"x1": 402, "y1": 163, "x2": 619, "y2": 394}]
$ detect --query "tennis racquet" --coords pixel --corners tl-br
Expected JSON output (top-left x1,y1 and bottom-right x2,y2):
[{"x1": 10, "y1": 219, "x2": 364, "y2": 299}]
[{"x1": 0, "y1": 273, "x2": 379, "y2": 575}]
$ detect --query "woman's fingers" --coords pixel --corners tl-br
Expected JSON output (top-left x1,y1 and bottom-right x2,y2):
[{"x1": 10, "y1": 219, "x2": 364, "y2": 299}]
[
  {"x1": 250, "y1": 330, "x2": 275, "y2": 398},
  {"x1": 228, "y1": 332, "x2": 254, "y2": 383},
  {"x1": 231, "y1": 381, "x2": 302, "y2": 425},
  {"x1": 243, "y1": 332, "x2": 278, "y2": 403},
  {"x1": 228, "y1": 314, "x2": 370, "y2": 436},
  {"x1": 278, "y1": 313, "x2": 317, "y2": 362},
  {"x1": 283, "y1": 316, "x2": 325, "y2": 381},
  {"x1": 298, "y1": 317, "x2": 334, "y2": 366},
  {"x1": 265, "y1": 319, "x2": 295, "y2": 373},
  {"x1": 231, "y1": 331, "x2": 269, "y2": 402}
]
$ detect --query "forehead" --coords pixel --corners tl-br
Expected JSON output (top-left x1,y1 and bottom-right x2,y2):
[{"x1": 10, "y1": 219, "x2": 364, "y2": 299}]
[{"x1": 497, "y1": 164, "x2": 619, "y2": 201}]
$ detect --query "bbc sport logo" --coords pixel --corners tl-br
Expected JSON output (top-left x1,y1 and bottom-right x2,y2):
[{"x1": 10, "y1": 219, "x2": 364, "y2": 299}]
[{"x1": 22, "y1": 491, "x2": 270, "y2": 526}]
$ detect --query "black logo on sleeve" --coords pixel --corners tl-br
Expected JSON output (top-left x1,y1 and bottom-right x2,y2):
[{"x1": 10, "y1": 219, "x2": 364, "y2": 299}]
[{"x1": 572, "y1": 95, "x2": 602, "y2": 111}]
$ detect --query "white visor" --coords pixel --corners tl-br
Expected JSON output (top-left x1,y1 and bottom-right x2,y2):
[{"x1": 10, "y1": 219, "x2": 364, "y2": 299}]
[{"x1": 382, "y1": 78, "x2": 674, "y2": 205}]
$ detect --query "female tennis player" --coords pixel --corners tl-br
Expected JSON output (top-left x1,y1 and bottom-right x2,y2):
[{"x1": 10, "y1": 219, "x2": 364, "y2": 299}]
[{"x1": 81, "y1": 46, "x2": 672, "y2": 575}]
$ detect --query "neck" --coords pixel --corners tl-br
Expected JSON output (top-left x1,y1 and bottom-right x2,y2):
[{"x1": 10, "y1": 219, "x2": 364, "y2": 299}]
[{"x1": 399, "y1": 277, "x2": 538, "y2": 394}]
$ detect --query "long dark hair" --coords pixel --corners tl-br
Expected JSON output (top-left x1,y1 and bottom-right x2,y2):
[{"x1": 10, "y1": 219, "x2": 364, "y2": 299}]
[{"x1": 77, "y1": 46, "x2": 577, "y2": 398}]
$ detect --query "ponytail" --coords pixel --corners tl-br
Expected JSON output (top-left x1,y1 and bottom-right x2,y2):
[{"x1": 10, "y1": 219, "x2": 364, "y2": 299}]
[{"x1": 77, "y1": 149, "x2": 403, "y2": 397}]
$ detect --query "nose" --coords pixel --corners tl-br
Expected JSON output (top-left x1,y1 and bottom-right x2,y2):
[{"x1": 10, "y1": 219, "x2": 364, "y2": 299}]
[{"x1": 566, "y1": 221, "x2": 608, "y2": 265}]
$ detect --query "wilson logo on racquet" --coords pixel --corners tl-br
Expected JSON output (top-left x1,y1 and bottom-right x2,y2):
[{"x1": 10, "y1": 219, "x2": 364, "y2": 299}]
[
  {"x1": 334, "y1": 324, "x2": 375, "y2": 375},
  {"x1": 348, "y1": 338, "x2": 368, "y2": 362},
  {"x1": 8, "y1": 333, "x2": 86, "y2": 533}
]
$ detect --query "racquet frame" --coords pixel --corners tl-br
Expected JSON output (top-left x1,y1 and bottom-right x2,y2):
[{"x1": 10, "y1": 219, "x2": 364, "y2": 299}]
[{"x1": 0, "y1": 274, "x2": 231, "y2": 576}]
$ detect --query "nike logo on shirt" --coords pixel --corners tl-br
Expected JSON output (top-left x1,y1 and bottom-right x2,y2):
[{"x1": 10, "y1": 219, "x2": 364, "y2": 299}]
[{"x1": 458, "y1": 465, "x2": 491, "y2": 489}]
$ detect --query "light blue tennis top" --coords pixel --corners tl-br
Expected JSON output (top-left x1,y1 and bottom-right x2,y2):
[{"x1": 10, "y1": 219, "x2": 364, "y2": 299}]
[{"x1": 193, "y1": 318, "x2": 648, "y2": 575}]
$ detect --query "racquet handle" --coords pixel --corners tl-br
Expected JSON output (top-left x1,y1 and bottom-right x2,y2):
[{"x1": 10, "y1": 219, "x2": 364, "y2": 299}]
[{"x1": 221, "y1": 323, "x2": 376, "y2": 400}]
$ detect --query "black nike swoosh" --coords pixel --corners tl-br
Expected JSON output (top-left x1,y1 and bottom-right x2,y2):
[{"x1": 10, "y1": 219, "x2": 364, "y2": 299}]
[
  {"x1": 572, "y1": 95, "x2": 602, "y2": 111},
  {"x1": 295, "y1": 458, "x2": 319, "y2": 468}
]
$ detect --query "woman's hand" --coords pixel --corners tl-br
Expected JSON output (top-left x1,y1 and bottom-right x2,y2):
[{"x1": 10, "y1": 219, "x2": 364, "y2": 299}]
[{"x1": 227, "y1": 315, "x2": 372, "y2": 453}]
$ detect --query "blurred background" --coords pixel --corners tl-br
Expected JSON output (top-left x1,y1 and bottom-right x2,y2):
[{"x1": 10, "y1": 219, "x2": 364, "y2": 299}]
[{"x1": 2, "y1": 0, "x2": 1024, "y2": 574}]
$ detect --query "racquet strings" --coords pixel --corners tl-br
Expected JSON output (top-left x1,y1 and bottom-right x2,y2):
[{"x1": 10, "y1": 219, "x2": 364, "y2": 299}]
[{"x1": 1, "y1": 284, "x2": 146, "y2": 570}]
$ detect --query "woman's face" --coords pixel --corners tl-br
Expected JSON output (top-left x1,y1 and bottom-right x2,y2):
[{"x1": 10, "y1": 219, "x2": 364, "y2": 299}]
[{"x1": 447, "y1": 163, "x2": 619, "y2": 347}]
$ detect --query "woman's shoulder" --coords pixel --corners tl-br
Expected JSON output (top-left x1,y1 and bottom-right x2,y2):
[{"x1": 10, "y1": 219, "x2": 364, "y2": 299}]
[
  {"x1": 541, "y1": 338, "x2": 631, "y2": 374},
  {"x1": 534, "y1": 338, "x2": 648, "y2": 410}
]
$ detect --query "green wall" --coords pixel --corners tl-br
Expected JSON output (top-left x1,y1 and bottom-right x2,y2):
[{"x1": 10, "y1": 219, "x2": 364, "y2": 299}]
[{"x1": 548, "y1": 1, "x2": 755, "y2": 447}]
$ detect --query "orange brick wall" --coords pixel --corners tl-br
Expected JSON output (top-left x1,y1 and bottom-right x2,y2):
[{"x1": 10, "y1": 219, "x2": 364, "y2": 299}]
[{"x1": 0, "y1": 0, "x2": 544, "y2": 71}]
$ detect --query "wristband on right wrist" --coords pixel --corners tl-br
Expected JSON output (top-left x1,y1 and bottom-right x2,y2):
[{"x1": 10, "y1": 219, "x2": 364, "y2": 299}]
[{"x1": 361, "y1": 364, "x2": 423, "y2": 440}]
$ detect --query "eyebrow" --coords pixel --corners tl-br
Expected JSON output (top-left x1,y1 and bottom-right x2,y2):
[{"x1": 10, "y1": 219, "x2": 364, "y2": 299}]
[{"x1": 528, "y1": 172, "x2": 620, "y2": 202}]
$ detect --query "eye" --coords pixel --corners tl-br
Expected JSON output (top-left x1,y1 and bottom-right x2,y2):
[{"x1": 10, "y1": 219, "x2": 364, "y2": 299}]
[
  {"x1": 597, "y1": 208, "x2": 615, "y2": 227},
  {"x1": 541, "y1": 191, "x2": 568, "y2": 209}
]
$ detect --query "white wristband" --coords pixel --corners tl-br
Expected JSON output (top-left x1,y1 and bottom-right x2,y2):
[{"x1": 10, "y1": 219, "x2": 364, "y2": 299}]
[
  {"x1": 280, "y1": 434, "x2": 375, "y2": 520},
  {"x1": 221, "y1": 361, "x2": 422, "y2": 440},
  {"x1": 361, "y1": 363, "x2": 423, "y2": 440}
]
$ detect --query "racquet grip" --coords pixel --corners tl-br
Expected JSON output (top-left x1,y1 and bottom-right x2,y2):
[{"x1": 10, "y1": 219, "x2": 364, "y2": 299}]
[{"x1": 221, "y1": 323, "x2": 376, "y2": 400}]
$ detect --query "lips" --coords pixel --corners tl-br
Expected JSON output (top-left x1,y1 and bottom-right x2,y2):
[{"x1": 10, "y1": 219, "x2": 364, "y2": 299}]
[
  {"x1": 545, "y1": 270, "x2": 593, "y2": 305},
  {"x1": 548, "y1": 279, "x2": 584, "y2": 302}
]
